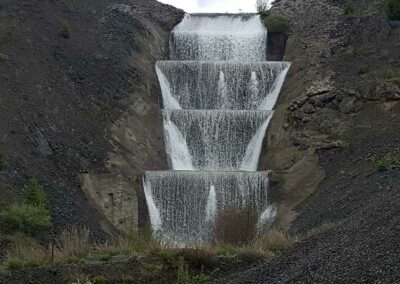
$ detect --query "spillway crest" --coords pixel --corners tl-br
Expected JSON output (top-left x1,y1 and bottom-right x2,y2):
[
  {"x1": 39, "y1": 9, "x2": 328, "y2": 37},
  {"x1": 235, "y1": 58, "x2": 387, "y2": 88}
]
[{"x1": 145, "y1": 13, "x2": 290, "y2": 246}]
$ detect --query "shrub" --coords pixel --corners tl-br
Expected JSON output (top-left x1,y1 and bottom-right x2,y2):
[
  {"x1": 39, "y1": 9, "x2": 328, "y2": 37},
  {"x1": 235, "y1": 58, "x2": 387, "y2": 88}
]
[
  {"x1": 54, "y1": 226, "x2": 91, "y2": 260},
  {"x1": 344, "y1": 3, "x2": 355, "y2": 17},
  {"x1": 376, "y1": 155, "x2": 394, "y2": 172},
  {"x1": 0, "y1": 153, "x2": 6, "y2": 169},
  {"x1": 24, "y1": 177, "x2": 50, "y2": 210},
  {"x1": 256, "y1": 0, "x2": 269, "y2": 13},
  {"x1": 0, "y1": 203, "x2": 51, "y2": 235},
  {"x1": 255, "y1": 229, "x2": 299, "y2": 254},
  {"x1": 59, "y1": 20, "x2": 71, "y2": 39},
  {"x1": 0, "y1": 51, "x2": 8, "y2": 60},
  {"x1": 213, "y1": 207, "x2": 258, "y2": 245},
  {"x1": 385, "y1": 0, "x2": 400, "y2": 20},
  {"x1": 263, "y1": 13, "x2": 291, "y2": 35},
  {"x1": 0, "y1": 25, "x2": 11, "y2": 41},
  {"x1": 358, "y1": 65, "x2": 369, "y2": 75}
]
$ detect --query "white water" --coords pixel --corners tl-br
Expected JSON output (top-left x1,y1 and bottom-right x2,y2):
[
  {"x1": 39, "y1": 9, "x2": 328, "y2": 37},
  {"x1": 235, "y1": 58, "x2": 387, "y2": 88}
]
[
  {"x1": 164, "y1": 110, "x2": 273, "y2": 171},
  {"x1": 156, "y1": 61, "x2": 290, "y2": 110},
  {"x1": 144, "y1": 13, "x2": 290, "y2": 246},
  {"x1": 170, "y1": 14, "x2": 268, "y2": 61},
  {"x1": 143, "y1": 171, "x2": 269, "y2": 246}
]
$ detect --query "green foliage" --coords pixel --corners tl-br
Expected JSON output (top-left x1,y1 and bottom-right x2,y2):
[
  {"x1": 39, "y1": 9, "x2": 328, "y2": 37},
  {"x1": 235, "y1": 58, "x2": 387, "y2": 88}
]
[
  {"x1": 344, "y1": 2, "x2": 384, "y2": 18},
  {"x1": 385, "y1": 0, "x2": 400, "y2": 20},
  {"x1": 0, "y1": 24, "x2": 11, "y2": 41},
  {"x1": 24, "y1": 177, "x2": 50, "y2": 210},
  {"x1": 59, "y1": 20, "x2": 71, "y2": 39},
  {"x1": 263, "y1": 12, "x2": 291, "y2": 35},
  {"x1": 66, "y1": 0, "x2": 77, "y2": 10},
  {"x1": 380, "y1": 68, "x2": 396, "y2": 80},
  {"x1": 93, "y1": 276, "x2": 107, "y2": 284},
  {"x1": 216, "y1": 245, "x2": 236, "y2": 257},
  {"x1": 121, "y1": 274, "x2": 135, "y2": 284},
  {"x1": 376, "y1": 155, "x2": 394, "y2": 172},
  {"x1": 176, "y1": 257, "x2": 211, "y2": 284},
  {"x1": 0, "y1": 51, "x2": 8, "y2": 60},
  {"x1": 344, "y1": 3, "x2": 355, "y2": 17},
  {"x1": 0, "y1": 203, "x2": 51, "y2": 235},
  {"x1": 0, "y1": 153, "x2": 6, "y2": 169}
]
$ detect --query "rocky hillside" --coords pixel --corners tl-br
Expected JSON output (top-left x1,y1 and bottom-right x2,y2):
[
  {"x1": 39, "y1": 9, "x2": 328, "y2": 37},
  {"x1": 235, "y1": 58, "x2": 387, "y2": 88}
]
[
  {"x1": 0, "y1": 0, "x2": 183, "y2": 237},
  {"x1": 222, "y1": 0, "x2": 400, "y2": 282}
]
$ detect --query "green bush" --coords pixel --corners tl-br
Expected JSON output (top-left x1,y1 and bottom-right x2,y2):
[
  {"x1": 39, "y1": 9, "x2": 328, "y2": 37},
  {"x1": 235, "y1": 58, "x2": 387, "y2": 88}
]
[
  {"x1": 59, "y1": 20, "x2": 71, "y2": 39},
  {"x1": 0, "y1": 25, "x2": 11, "y2": 41},
  {"x1": 385, "y1": 0, "x2": 400, "y2": 20},
  {"x1": 0, "y1": 153, "x2": 6, "y2": 169},
  {"x1": 0, "y1": 203, "x2": 51, "y2": 235},
  {"x1": 344, "y1": 3, "x2": 355, "y2": 17},
  {"x1": 24, "y1": 177, "x2": 50, "y2": 210},
  {"x1": 358, "y1": 65, "x2": 369, "y2": 75},
  {"x1": 376, "y1": 156, "x2": 393, "y2": 172},
  {"x1": 263, "y1": 13, "x2": 291, "y2": 35}
]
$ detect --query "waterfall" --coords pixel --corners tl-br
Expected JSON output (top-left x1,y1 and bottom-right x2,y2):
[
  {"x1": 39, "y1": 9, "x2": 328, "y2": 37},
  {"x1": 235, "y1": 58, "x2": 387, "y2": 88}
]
[
  {"x1": 144, "y1": 13, "x2": 290, "y2": 246},
  {"x1": 143, "y1": 171, "x2": 269, "y2": 247},
  {"x1": 170, "y1": 14, "x2": 268, "y2": 61},
  {"x1": 156, "y1": 61, "x2": 290, "y2": 110},
  {"x1": 164, "y1": 110, "x2": 273, "y2": 171}
]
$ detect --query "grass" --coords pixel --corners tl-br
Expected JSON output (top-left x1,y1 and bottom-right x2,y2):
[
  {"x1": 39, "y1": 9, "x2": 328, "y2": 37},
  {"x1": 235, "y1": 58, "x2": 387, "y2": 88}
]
[{"x1": 2, "y1": 222, "x2": 338, "y2": 284}]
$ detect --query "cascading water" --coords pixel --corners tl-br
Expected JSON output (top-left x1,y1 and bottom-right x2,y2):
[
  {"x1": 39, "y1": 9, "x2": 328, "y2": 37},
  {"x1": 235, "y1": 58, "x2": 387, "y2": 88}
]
[
  {"x1": 163, "y1": 110, "x2": 273, "y2": 171},
  {"x1": 156, "y1": 61, "x2": 290, "y2": 110},
  {"x1": 144, "y1": 13, "x2": 290, "y2": 246}
]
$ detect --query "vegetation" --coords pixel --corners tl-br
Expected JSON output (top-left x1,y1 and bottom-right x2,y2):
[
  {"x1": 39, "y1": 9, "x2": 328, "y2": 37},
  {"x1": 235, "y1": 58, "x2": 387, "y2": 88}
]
[
  {"x1": 59, "y1": 20, "x2": 71, "y2": 39},
  {"x1": 0, "y1": 204, "x2": 51, "y2": 235},
  {"x1": 261, "y1": 11, "x2": 291, "y2": 35},
  {"x1": 343, "y1": 2, "x2": 384, "y2": 19},
  {"x1": 0, "y1": 178, "x2": 51, "y2": 235},
  {"x1": 376, "y1": 155, "x2": 394, "y2": 172},
  {"x1": 0, "y1": 153, "x2": 6, "y2": 169},
  {"x1": 0, "y1": 24, "x2": 11, "y2": 42},
  {"x1": 385, "y1": 0, "x2": 400, "y2": 20},
  {"x1": 256, "y1": 0, "x2": 291, "y2": 35},
  {"x1": 0, "y1": 51, "x2": 8, "y2": 60},
  {"x1": 24, "y1": 177, "x2": 51, "y2": 209}
]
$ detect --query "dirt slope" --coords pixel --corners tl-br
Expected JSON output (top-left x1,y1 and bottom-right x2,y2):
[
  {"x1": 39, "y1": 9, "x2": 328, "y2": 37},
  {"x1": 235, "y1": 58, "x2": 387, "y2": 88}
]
[{"x1": 0, "y1": 0, "x2": 183, "y2": 237}]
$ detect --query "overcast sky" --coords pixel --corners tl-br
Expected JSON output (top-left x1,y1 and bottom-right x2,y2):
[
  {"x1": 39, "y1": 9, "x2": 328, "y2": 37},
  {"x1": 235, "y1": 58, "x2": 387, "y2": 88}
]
[{"x1": 158, "y1": 0, "x2": 259, "y2": 13}]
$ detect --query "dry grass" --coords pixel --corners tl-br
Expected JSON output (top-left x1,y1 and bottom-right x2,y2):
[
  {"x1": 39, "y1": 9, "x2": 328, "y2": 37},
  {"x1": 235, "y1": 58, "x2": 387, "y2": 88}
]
[
  {"x1": 3, "y1": 222, "x2": 337, "y2": 270},
  {"x1": 213, "y1": 207, "x2": 259, "y2": 245}
]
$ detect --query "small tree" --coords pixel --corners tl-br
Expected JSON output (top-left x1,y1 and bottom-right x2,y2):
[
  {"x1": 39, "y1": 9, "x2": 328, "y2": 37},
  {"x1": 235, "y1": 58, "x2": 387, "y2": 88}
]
[
  {"x1": 24, "y1": 177, "x2": 50, "y2": 210},
  {"x1": 0, "y1": 203, "x2": 51, "y2": 235},
  {"x1": 256, "y1": 0, "x2": 269, "y2": 13}
]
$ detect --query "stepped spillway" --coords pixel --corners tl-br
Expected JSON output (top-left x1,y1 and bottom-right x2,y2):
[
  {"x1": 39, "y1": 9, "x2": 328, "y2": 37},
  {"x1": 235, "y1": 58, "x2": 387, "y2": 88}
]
[{"x1": 144, "y1": 13, "x2": 290, "y2": 246}]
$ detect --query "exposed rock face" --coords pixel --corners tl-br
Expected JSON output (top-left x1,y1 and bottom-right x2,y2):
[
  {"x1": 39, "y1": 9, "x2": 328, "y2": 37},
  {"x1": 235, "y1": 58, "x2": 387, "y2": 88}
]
[
  {"x1": 225, "y1": 0, "x2": 400, "y2": 282},
  {"x1": 0, "y1": 0, "x2": 183, "y2": 236}
]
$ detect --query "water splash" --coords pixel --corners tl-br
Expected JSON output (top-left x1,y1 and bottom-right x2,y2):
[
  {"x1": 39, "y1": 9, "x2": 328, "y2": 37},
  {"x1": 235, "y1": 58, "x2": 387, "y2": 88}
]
[
  {"x1": 163, "y1": 118, "x2": 194, "y2": 170},
  {"x1": 205, "y1": 185, "x2": 217, "y2": 222}
]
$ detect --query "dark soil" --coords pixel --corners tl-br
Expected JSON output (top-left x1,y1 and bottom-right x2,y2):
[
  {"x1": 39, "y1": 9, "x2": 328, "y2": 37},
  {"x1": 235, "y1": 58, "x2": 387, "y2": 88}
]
[{"x1": 0, "y1": 0, "x2": 182, "y2": 241}]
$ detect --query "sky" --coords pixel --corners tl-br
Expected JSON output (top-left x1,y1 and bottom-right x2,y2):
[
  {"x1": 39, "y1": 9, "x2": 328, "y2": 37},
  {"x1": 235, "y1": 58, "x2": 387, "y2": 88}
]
[{"x1": 158, "y1": 0, "x2": 259, "y2": 13}]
